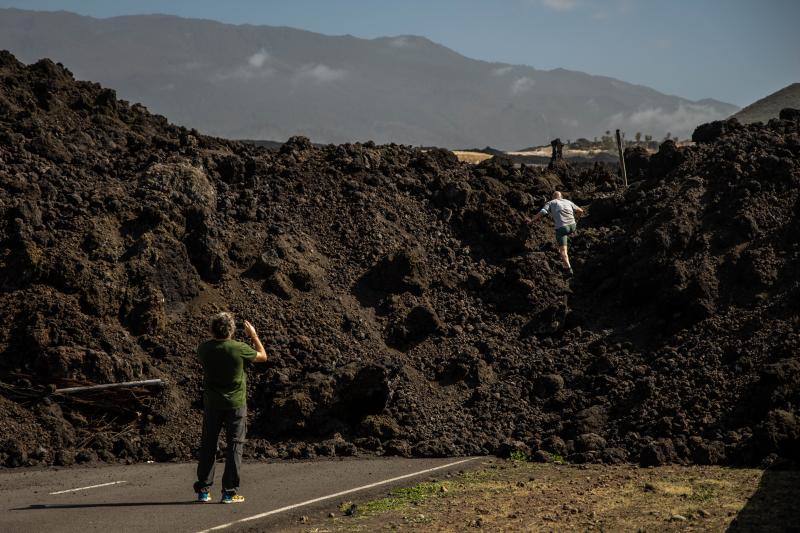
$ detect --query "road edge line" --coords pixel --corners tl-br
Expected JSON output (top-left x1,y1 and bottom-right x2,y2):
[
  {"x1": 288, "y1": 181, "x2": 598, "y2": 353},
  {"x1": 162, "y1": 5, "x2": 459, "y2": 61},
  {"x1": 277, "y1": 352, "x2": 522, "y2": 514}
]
[
  {"x1": 49, "y1": 480, "x2": 127, "y2": 495},
  {"x1": 196, "y1": 457, "x2": 478, "y2": 532}
]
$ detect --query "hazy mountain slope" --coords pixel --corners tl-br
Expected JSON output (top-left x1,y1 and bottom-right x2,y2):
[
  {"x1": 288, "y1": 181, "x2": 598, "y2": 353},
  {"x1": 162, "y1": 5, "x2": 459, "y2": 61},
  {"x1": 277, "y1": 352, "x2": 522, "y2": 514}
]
[
  {"x1": 732, "y1": 83, "x2": 800, "y2": 124},
  {"x1": 0, "y1": 8, "x2": 738, "y2": 148}
]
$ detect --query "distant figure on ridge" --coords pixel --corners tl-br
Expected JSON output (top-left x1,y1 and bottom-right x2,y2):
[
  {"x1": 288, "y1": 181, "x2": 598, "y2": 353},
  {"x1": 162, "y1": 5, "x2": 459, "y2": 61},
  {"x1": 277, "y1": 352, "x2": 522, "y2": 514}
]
[
  {"x1": 530, "y1": 191, "x2": 584, "y2": 276},
  {"x1": 548, "y1": 138, "x2": 564, "y2": 168},
  {"x1": 193, "y1": 312, "x2": 268, "y2": 504},
  {"x1": 547, "y1": 138, "x2": 572, "y2": 184}
]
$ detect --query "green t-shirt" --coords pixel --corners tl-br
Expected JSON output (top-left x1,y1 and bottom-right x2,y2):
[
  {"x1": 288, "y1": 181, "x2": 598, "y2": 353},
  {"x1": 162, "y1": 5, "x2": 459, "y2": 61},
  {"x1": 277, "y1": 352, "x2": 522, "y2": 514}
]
[{"x1": 197, "y1": 339, "x2": 258, "y2": 409}]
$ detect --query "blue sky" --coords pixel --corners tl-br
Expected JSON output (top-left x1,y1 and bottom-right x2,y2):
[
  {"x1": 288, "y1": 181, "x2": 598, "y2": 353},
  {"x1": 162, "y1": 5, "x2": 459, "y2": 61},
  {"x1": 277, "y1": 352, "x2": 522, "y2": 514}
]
[{"x1": 1, "y1": 0, "x2": 798, "y2": 106}]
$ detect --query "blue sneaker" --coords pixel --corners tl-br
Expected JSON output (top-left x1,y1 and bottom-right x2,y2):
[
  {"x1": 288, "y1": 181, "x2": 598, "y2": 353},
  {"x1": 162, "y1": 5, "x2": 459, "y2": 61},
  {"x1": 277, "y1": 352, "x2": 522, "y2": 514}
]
[
  {"x1": 221, "y1": 491, "x2": 245, "y2": 504},
  {"x1": 197, "y1": 490, "x2": 211, "y2": 503}
]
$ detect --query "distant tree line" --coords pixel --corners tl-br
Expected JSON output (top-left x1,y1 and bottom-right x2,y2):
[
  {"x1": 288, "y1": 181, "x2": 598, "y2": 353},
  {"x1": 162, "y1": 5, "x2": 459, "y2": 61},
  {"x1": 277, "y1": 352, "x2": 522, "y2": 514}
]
[{"x1": 564, "y1": 130, "x2": 683, "y2": 152}]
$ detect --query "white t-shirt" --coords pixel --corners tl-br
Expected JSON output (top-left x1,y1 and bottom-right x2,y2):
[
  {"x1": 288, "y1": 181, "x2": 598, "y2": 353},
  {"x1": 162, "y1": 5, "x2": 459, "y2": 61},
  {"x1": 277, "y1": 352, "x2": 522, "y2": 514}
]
[{"x1": 540, "y1": 199, "x2": 579, "y2": 229}]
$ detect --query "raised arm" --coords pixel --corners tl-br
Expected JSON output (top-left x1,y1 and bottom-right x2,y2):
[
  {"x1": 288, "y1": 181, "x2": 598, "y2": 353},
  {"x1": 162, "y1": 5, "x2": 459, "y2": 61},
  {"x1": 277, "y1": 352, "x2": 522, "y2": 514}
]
[
  {"x1": 243, "y1": 320, "x2": 268, "y2": 363},
  {"x1": 529, "y1": 201, "x2": 550, "y2": 223},
  {"x1": 571, "y1": 198, "x2": 585, "y2": 218}
]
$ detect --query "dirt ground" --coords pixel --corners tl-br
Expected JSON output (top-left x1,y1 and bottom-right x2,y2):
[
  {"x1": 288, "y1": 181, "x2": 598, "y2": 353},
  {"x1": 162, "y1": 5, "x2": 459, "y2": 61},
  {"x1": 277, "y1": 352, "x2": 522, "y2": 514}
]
[
  {"x1": 451, "y1": 150, "x2": 494, "y2": 164},
  {"x1": 293, "y1": 459, "x2": 800, "y2": 532}
]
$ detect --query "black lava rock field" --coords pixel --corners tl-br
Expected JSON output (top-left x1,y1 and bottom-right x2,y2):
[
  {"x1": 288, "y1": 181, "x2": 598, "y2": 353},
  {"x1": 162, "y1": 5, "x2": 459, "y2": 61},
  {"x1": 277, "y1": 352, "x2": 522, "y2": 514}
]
[{"x1": 1, "y1": 52, "x2": 798, "y2": 468}]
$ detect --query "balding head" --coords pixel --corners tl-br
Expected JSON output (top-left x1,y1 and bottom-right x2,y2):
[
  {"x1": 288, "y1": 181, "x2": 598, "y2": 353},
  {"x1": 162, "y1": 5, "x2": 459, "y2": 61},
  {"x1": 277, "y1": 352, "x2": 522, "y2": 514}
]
[{"x1": 553, "y1": 191, "x2": 563, "y2": 200}]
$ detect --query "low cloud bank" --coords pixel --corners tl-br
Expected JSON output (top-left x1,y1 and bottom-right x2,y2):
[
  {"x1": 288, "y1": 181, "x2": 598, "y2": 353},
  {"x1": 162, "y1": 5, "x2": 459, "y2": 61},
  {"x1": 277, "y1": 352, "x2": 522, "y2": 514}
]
[
  {"x1": 609, "y1": 103, "x2": 730, "y2": 137},
  {"x1": 511, "y1": 76, "x2": 536, "y2": 95},
  {"x1": 213, "y1": 49, "x2": 346, "y2": 84},
  {"x1": 295, "y1": 64, "x2": 347, "y2": 83}
]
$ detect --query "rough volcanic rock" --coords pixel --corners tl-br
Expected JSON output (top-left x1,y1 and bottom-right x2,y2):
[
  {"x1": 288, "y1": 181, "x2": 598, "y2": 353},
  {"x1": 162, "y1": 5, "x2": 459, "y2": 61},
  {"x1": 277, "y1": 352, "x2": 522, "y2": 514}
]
[{"x1": 0, "y1": 51, "x2": 799, "y2": 467}]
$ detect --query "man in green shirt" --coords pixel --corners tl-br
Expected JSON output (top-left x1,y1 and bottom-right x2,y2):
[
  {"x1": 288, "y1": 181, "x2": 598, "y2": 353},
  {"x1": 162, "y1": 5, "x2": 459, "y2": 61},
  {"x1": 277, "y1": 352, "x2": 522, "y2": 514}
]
[{"x1": 193, "y1": 312, "x2": 268, "y2": 503}]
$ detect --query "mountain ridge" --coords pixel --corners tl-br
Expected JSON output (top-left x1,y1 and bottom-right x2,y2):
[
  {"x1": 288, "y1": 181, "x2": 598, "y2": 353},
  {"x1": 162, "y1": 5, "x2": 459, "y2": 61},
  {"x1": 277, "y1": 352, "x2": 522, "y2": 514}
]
[
  {"x1": 732, "y1": 83, "x2": 800, "y2": 124},
  {"x1": 0, "y1": 7, "x2": 738, "y2": 148}
]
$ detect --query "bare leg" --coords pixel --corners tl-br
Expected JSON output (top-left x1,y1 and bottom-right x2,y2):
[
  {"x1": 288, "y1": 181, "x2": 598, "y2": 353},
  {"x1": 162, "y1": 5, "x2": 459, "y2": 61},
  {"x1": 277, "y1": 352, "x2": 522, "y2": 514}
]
[{"x1": 559, "y1": 245, "x2": 571, "y2": 269}]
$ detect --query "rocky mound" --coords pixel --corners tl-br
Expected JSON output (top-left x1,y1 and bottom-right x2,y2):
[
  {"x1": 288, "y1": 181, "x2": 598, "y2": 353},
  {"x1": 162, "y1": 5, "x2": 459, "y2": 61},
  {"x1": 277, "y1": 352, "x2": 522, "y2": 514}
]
[{"x1": 0, "y1": 51, "x2": 798, "y2": 468}]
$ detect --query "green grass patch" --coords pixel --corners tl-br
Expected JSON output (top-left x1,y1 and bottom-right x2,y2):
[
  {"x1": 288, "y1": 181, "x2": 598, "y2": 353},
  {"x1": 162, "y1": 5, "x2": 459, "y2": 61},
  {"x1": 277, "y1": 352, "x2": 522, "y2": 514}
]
[
  {"x1": 355, "y1": 481, "x2": 448, "y2": 516},
  {"x1": 458, "y1": 469, "x2": 495, "y2": 483},
  {"x1": 509, "y1": 450, "x2": 528, "y2": 462},
  {"x1": 689, "y1": 483, "x2": 718, "y2": 502},
  {"x1": 551, "y1": 453, "x2": 566, "y2": 465}
]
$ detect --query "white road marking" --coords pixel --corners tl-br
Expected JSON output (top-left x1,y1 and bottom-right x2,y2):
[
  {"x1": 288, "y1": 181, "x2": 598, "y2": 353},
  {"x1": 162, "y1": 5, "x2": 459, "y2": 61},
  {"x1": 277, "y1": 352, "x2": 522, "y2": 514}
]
[
  {"x1": 49, "y1": 480, "x2": 127, "y2": 495},
  {"x1": 196, "y1": 457, "x2": 478, "y2": 532}
]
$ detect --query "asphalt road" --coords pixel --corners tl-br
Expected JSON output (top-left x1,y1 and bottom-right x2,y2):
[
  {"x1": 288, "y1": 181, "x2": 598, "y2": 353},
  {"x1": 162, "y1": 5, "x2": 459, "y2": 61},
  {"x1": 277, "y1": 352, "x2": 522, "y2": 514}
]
[{"x1": 1, "y1": 457, "x2": 480, "y2": 532}]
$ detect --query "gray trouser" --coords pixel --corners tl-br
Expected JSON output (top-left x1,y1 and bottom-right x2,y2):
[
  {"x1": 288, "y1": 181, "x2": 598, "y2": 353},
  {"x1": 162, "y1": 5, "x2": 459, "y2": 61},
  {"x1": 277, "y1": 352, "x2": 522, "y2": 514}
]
[{"x1": 194, "y1": 405, "x2": 246, "y2": 493}]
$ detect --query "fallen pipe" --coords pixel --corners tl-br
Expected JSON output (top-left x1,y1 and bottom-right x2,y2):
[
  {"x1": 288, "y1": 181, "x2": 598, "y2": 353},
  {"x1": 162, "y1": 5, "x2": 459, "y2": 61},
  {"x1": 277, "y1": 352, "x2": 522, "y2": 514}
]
[{"x1": 52, "y1": 379, "x2": 165, "y2": 395}]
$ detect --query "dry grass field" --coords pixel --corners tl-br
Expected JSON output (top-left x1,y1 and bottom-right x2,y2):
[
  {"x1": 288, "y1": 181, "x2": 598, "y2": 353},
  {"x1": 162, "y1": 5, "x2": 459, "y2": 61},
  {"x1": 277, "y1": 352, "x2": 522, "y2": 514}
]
[
  {"x1": 291, "y1": 460, "x2": 799, "y2": 532},
  {"x1": 451, "y1": 150, "x2": 494, "y2": 164}
]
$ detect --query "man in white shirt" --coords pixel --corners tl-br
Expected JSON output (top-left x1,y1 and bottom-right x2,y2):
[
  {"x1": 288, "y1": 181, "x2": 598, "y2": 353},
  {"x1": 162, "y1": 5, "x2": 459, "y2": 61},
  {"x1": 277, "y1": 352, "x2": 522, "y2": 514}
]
[{"x1": 531, "y1": 191, "x2": 584, "y2": 276}]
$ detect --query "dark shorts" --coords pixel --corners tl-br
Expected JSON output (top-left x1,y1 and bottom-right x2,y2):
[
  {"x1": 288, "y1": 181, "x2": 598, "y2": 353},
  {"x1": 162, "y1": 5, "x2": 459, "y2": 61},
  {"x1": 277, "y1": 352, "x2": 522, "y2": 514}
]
[{"x1": 555, "y1": 223, "x2": 577, "y2": 246}]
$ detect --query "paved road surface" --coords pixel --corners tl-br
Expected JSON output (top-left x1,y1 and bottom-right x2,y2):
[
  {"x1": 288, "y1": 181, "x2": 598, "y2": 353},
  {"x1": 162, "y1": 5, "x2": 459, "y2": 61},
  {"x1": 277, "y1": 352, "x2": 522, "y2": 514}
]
[{"x1": 1, "y1": 457, "x2": 480, "y2": 532}]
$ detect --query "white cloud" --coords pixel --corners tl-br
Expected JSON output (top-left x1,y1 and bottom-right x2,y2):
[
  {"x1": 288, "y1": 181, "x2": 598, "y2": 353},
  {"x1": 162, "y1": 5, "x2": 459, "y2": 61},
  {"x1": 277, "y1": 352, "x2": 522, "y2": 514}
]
[
  {"x1": 213, "y1": 48, "x2": 274, "y2": 81},
  {"x1": 248, "y1": 48, "x2": 270, "y2": 68},
  {"x1": 388, "y1": 37, "x2": 412, "y2": 48},
  {"x1": 296, "y1": 64, "x2": 347, "y2": 83},
  {"x1": 511, "y1": 76, "x2": 536, "y2": 95},
  {"x1": 542, "y1": 0, "x2": 577, "y2": 11},
  {"x1": 608, "y1": 103, "x2": 729, "y2": 137},
  {"x1": 492, "y1": 66, "x2": 513, "y2": 76}
]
